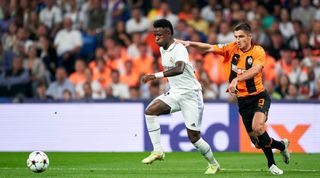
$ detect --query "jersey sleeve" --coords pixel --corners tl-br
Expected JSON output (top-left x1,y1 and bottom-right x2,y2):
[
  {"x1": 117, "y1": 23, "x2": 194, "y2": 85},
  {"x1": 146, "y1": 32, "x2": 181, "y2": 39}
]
[
  {"x1": 253, "y1": 46, "x2": 266, "y2": 66},
  {"x1": 174, "y1": 44, "x2": 189, "y2": 63},
  {"x1": 212, "y1": 43, "x2": 233, "y2": 56}
]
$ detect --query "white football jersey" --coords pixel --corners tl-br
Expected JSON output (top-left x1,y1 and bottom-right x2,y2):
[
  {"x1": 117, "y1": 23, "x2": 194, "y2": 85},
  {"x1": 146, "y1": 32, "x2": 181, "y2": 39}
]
[{"x1": 159, "y1": 43, "x2": 202, "y2": 92}]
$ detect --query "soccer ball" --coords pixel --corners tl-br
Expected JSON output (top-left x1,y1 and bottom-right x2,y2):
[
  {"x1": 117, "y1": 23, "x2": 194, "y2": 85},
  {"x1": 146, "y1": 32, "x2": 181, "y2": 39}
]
[{"x1": 26, "y1": 151, "x2": 49, "y2": 173}]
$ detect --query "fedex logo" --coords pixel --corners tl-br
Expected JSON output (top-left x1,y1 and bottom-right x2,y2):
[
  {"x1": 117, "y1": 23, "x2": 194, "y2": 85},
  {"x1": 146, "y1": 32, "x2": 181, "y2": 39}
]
[{"x1": 144, "y1": 104, "x2": 239, "y2": 152}]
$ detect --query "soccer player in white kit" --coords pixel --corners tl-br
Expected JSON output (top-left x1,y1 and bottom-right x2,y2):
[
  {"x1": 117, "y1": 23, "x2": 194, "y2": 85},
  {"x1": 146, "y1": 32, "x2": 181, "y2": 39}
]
[{"x1": 141, "y1": 19, "x2": 220, "y2": 175}]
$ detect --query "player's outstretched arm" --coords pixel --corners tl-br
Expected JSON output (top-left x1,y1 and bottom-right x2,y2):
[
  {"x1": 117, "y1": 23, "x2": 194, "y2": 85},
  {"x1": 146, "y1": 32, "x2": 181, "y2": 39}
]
[
  {"x1": 175, "y1": 39, "x2": 213, "y2": 53},
  {"x1": 141, "y1": 61, "x2": 185, "y2": 83}
]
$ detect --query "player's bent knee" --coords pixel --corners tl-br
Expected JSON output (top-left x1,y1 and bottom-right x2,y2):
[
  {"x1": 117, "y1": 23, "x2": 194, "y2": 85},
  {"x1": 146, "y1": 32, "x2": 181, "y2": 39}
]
[
  {"x1": 187, "y1": 130, "x2": 200, "y2": 143},
  {"x1": 145, "y1": 104, "x2": 159, "y2": 116},
  {"x1": 252, "y1": 125, "x2": 265, "y2": 136},
  {"x1": 144, "y1": 108, "x2": 154, "y2": 116}
]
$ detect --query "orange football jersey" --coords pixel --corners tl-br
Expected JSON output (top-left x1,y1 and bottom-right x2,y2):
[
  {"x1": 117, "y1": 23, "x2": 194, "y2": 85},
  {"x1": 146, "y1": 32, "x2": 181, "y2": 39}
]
[{"x1": 212, "y1": 42, "x2": 266, "y2": 97}]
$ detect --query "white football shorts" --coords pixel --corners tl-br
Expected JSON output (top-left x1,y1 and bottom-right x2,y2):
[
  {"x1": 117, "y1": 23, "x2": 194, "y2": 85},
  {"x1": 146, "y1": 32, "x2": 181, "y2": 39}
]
[{"x1": 151, "y1": 90, "x2": 204, "y2": 131}]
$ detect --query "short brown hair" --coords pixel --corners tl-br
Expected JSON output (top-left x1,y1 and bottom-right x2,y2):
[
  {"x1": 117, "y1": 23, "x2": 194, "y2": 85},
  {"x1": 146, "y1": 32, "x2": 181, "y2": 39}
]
[{"x1": 233, "y1": 22, "x2": 252, "y2": 34}]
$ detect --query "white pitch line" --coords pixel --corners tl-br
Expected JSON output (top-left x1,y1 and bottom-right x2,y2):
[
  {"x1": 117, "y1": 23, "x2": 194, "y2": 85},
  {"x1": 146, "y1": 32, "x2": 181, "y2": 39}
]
[{"x1": 0, "y1": 167, "x2": 319, "y2": 172}]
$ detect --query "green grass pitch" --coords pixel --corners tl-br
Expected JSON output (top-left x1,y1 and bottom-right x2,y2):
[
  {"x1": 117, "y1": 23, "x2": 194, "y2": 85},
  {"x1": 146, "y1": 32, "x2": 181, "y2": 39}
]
[{"x1": 0, "y1": 152, "x2": 319, "y2": 178}]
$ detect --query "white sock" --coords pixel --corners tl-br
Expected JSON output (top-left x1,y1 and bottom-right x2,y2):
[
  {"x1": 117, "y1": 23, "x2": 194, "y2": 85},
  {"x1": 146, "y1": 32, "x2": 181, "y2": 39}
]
[
  {"x1": 193, "y1": 138, "x2": 218, "y2": 165},
  {"x1": 145, "y1": 115, "x2": 162, "y2": 152}
]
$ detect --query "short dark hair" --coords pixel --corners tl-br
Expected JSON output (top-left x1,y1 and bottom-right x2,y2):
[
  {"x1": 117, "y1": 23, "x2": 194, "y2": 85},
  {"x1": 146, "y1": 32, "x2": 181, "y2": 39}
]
[
  {"x1": 233, "y1": 22, "x2": 252, "y2": 34},
  {"x1": 153, "y1": 19, "x2": 174, "y2": 35}
]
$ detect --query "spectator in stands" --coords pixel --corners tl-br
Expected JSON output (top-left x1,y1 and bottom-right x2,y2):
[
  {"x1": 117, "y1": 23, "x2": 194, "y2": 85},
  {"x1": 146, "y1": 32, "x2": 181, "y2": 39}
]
[
  {"x1": 0, "y1": 56, "x2": 31, "y2": 97},
  {"x1": 275, "y1": 47, "x2": 299, "y2": 83},
  {"x1": 105, "y1": 44, "x2": 125, "y2": 74},
  {"x1": 134, "y1": 43, "x2": 154, "y2": 75},
  {"x1": 156, "y1": 1, "x2": 178, "y2": 28},
  {"x1": 120, "y1": 60, "x2": 139, "y2": 87},
  {"x1": 296, "y1": 32, "x2": 312, "y2": 59},
  {"x1": 24, "y1": 45, "x2": 47, "y2": 94},
  {"x1": 15, "y1": 27, "x2": 32, "y2": 57},
  {"x1": 92, "y1": 58, "x2": 111, "y2": 89},
  {"x1": 202, "y1": 32, "x2": 228, "y2": 98},
  {"x1": 291, "y1": 0, "x2": 316, "y2": 30},
  {"x1": 1, "y1": 22, "x2": 18, "y2": 52},
  {"x1": 309, "y1": 20, "x2": 320, "y2": 49},
  {"x1": 104, "y1": 0, "x2": 125, "y2": 29},
  {"x1": 178, "y1": 2, "x2": 193, "y2": 21},
  {"x1": 0, "y1": 41, "x2": 16, "y2": 73},
  {"x1": 39, "y1": 0, "x2": 63, "y2": 37},
  {"x1": 89, "y1": 47, "x2": 105, "y2": 70},
  {"x1": 25, "y1": 11, "x2": 40, "y2": 41},
  {"x1": 217, "y1": 22, "x2": 234, "y2": 44},
  {"x1": 89, "y1": 47, "x2": 105, "y2": 71},
  {"x1": 144, "y1": 26, "x2": 161, "y2": 57},
  {"x1": 112, "y1": 20, "x2": 131, "y2": 47},
  {"x1": 69, "y1": 59, "x2": 87, "y2": 86},
  {"x1": 285, "y1": 83, "x2": 300, "y2": 100},
  {"x1": 147, "y1": 0, "x2": 161, "y2": 22},
  {"x1": 274, "y1": 74, "x2": 290, "y2": 99},
  {"x1": 228, "y1": 1, "x2": 244, "y2": 26},
  {"x1": 15, "y1": 0, "x2": 32, "y2": 27},
  {"x1": 34, "y1": 81, "x2": 49, "y2": 100},
  {"x1": 35, "y1": 24, "x2": 49, "y2": 41},
  {"x1": 75, "y1": 68, "x2": 106, "y2": 99},
  {"x1": 37, "y1": 36, "x2": 57, "y2": 79},
  {"x1": 109, "y1": 69, "x2": 130, "y2": 100},
  {"x1": 125, "y1": 7, "x2": 150, "y2": 34},
  {"x1": 64, "y1": 0, "x2": 83, "y2": 30},
  {"x1": 288, "y1": 20, "x2": 303, "y2": 50},
  {"x1": 63, "y1": 89, "x2": 73, "y2": 102},
  {"x1": 46, "y1": 67, "x2": 75, "y2": 100},
  {"x1": 87, "y1": 0, "x2": 105, "y2": 34},
  {"x1": 127, "y1": 32, "x2": 151, "y2": 58},
  {"x1": 279, "y1": 8, "x2": 295, "y2": 42},
  {"x1": 188, "y1": 7, "x2": 209, "y2": 35},
  {"x1": 173, "y1": 20, "x2": 188, "y2": 40},
  {"x1": 201, "y1": 0, "x2": 218, "y2": 23},
  {"x1": 268, "y1": 31, "x2": 284, "y2": 61},
  {"x1": 263, "y1": 52, "x2": 277, "y2": 83},
  {"x1": 313, "y1": 78, "x2": 320, "y2": 99},
  {"x1": 194, "y1": 59, "x2": 217, "y2": 99},
  {"x1": 250, "y1": 18, "x2": 271, "y2": 49},
  {"x1": 129, "y1": 86, "x2": 140, "y2": 100},
  {"x1": 54, "y1": 16, "x2": 83, "y2": 74},
  {"x1": 81, "y1": 81, "x2": 94, "y2": 100}
]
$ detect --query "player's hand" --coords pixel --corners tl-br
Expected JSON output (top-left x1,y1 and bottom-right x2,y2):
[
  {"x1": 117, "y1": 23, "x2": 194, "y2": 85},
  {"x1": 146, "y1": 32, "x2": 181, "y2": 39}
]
[
  {"x1": 227, "y1": 78, "x2": 239, "y2": 95},
  {"x1": 174, "y1": 39, "x2": 190, "y2": 47},
  {"x1": 141, "y1": 74, "x2": 156, "y2": 83}
]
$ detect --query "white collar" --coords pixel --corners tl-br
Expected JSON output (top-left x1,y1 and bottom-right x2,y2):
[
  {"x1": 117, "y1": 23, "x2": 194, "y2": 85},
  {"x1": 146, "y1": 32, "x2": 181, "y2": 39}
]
[{"x1": 163, "y1": 42, "x2": 176, "y2": 52}]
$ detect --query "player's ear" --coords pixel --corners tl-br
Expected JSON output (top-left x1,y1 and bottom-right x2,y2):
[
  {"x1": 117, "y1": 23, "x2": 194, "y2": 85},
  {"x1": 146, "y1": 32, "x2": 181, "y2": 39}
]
[{"x1": 166, "y1": 29, "x2": 171, "y2": 36}]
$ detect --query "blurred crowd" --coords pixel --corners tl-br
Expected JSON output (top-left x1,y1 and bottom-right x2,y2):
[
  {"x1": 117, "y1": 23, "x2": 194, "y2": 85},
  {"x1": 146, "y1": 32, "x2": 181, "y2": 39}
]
[{"x1": 0, "y1": 0, "x2": 320, "y2": 102}]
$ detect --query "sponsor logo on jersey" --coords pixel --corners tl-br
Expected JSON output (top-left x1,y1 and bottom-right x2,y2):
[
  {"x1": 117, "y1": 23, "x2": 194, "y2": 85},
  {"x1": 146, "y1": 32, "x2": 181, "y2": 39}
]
[
  {"x1": 231, "y1": 64, "x2": 246, "y2": 75},
  {"x1": 247, "y1": 56, "x2": 253, "y2": 65}
]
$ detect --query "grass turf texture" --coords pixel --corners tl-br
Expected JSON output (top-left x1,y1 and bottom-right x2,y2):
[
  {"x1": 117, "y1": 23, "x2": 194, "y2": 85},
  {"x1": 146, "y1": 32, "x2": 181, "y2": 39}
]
[{"x1": 0, "y1": 152, "x2": 319, "y2": 178}]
